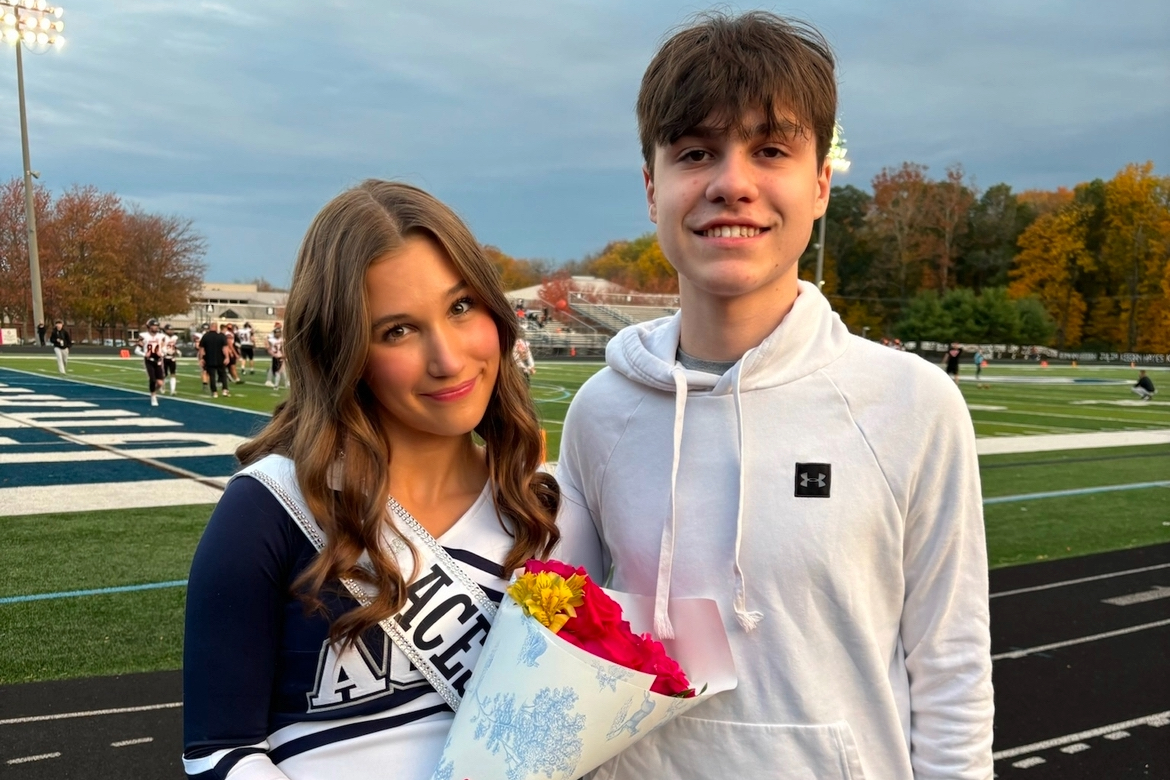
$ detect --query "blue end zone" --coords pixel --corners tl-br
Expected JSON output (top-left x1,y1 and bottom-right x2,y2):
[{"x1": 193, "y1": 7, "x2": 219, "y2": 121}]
[{"x1": 0, "y1": 367, "x2": 265, "y2": 491}]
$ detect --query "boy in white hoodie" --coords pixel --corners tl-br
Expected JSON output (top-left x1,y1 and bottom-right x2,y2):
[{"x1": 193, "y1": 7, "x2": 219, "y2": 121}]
[{"x1": 557, "y1": 11, "x2": 994, "y2": 780}]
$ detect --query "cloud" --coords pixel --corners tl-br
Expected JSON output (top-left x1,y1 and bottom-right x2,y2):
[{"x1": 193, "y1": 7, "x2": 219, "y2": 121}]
[{"x1": 0, "y1": 0, "x2": 1164, "y2": 283}]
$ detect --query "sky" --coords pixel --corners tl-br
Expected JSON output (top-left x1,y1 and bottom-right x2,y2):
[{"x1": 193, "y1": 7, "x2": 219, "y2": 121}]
[{"x1": 1, "y1": 0, "x2": 1167, "y2": 286}]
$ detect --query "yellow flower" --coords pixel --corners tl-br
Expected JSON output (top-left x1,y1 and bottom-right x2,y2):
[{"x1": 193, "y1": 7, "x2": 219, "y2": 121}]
[{"x1": 507, "y1": 571, "x2": 586, "y2": 633}]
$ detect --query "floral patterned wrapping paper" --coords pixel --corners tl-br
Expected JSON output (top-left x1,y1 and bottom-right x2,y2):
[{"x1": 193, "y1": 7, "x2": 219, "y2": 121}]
[{"x1": 430, "y1": 592, "x2": 737, "y2": 780}]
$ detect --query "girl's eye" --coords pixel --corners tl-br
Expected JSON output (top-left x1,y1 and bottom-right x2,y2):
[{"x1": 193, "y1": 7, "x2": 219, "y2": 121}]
[
  {"x1": 383, "y1": 324, "x2": 408, "y2": 341},
  {"x1": 451, "y1": 296, "x2": 475, "y2": 316}
]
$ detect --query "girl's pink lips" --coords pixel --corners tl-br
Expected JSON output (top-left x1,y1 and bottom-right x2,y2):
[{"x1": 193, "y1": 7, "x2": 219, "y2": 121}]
[{"x1": 422, "y1": 377, "x2": 478, "y2": 402}]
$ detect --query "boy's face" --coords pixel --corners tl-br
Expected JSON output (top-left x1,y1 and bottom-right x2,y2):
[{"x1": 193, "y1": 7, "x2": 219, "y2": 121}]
[{"x1": 644, "y1": 108, "x2": 830, "y2": 302}]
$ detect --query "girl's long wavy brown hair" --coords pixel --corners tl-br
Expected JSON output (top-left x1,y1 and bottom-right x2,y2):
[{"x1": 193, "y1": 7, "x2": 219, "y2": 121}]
[{"x1": 237, "y1": 180, "x2": 559, "y2": 646}]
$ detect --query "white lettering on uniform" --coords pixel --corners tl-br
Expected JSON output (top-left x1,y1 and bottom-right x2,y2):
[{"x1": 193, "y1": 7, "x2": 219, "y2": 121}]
[{"x1": 308, "y1": 636, "x2": 391, "y2": 710}]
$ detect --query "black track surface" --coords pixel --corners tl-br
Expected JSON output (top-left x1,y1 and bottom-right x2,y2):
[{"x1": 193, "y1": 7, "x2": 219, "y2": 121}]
[{"x1": 2, "y1": 545, "x2": 1167, "y2": 778}]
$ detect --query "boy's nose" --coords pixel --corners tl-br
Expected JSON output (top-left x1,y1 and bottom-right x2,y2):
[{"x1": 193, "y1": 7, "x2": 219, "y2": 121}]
[{"x1": 706, "y1": 152, "x2": 759, "y2": 204}]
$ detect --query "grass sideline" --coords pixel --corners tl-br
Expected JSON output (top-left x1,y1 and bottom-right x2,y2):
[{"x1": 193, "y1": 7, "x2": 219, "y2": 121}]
[{"x1": 2, "y1": 355, "x2": 1169, "y2": 682}]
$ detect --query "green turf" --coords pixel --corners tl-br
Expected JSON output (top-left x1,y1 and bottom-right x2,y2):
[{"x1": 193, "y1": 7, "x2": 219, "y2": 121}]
[
  {"x1": 3, "y1": 356, "x2": 1170, "y2": 681},
  {"x1": 0, "y1": 588, "x2": 187, "y2": 684},
  {"x1": 984, "y1": 486, "x2": 1170, "y2": 568},
  {"x1": 979, "y1": 444, "x2": 1170, "y2": 497},
  {"x1": 0, "y1": 505, "x2": 213, "y2": 599}
]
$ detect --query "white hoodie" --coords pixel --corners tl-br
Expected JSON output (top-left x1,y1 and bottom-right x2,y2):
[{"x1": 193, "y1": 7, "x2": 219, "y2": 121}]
[{"x1": 557, "y1": 282, "x2": 993, "y2": 780}]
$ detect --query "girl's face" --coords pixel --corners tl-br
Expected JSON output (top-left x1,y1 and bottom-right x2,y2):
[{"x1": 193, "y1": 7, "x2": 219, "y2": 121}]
[{"x1": 363, "y1": 233, "x2": 501, "y2": 443}]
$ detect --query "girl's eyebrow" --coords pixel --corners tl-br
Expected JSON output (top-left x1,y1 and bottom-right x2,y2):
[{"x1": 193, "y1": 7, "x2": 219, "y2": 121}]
[{"x1": 370, "y1": 281, "x2": 468, "y2": 331}]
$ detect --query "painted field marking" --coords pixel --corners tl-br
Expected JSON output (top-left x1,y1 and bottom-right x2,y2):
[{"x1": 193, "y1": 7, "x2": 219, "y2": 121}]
[
  {"x1": 1102, "y1": 586, "x2": 1170, "y2": 606},
  {"x1": 1059, "y1": 743, "x2": 1090, "y2": 754},
  {"x1": 0, "y1": 701, "x2": 182, "y2": 726},
  {"x1": 993, "y1": 710, "x2": 1170, "y2": 760},
  {"x1": 966, "y1": 404, "x2": 1008, "y2": 411},
  {"x1": 991, "y1": 618, "x2": 1170, "y2": 660},
  {"x1": 1103, "y1": 730, "x2": 1131, "y2": 741},
  {"x1": 110, "y1": 737, "x2": 154, "y2": 748},
  {"x1": 0, "y1": 580, "x2": 188, "y2": 605},
  {"x1": 1011, "y1": 756, "x2": 1045, "y2": 768},
  {"x1": 0, "y1": 365, "x2": 270, "y2": 417},
  {"x1": 983, "y1": 480, "x2": 1170, "y2": 504},
  {"x1": 6, "y1": 752, "x2": 61, "y2": 764},
  {"x1": 976, "y1": 428, "x2": 1170, "y2": 455},
  {"x1": 1072, "y1": 399, "x2": 1170, "y2": 407},
  {"x1": 990, "y1": 563, "x2": 1170, "y2": 598},
  {"x1": 0, "y1": 411, "x2": 233, "y2": 491},
  {"x1": 0, "y1": 478, "x2": 223, "y2": 516}
]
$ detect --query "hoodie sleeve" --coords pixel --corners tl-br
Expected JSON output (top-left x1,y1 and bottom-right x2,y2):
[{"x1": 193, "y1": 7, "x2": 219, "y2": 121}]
[
  {"x1": 898, "y1": 378, "x2": 994, "y2": 779},
  {"x1": 554, "y1": 378, "x2": 618, "y2": 582}
]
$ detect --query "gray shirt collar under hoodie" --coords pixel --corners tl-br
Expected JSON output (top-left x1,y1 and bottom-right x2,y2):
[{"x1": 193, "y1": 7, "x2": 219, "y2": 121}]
[{"x1": 603, "y1": 281, "x2": 852, "y2": 639}]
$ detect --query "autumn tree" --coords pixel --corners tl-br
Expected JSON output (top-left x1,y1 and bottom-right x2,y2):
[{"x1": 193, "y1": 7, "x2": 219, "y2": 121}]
[
  {"x1": 1010, "y1": 206, "x2": 1093, "y2": 348},
  {"x1": 122, "y1": 208, "x2": 207, "y2": 327},
  {"x1": 920, "y1": 165, "x2": 976, "y2": 292},
  {"x1": 483, "y1": 245, "x2": 549, "y2": 291},
  {"x1": 1100, "y1": 162, "x2": 1170, "y2": 350},
  {"x1": 867, "y1": 163, "x2": 930, "y2": 300},
  {"x1": 959, "y1": 184, "x2": 1035, "y2": 292},
  {"x1": 584, "y1": 233, "x2": 678, "y2": 293},
  {"x1": 48, "y1": 185, "x2": 129, "y2": 335},
  {"x1": 0, "y1": 179, "x2": 207, "y2": 340}
]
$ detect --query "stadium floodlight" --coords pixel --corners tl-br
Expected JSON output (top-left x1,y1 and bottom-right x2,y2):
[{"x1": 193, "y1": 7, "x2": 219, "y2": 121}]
[
  {"x1": 1, "y1": 1, "x2": 64, "y2": 341},
  {"x1": 815, "y1": 123, "x2": 850, "y2": 290}
]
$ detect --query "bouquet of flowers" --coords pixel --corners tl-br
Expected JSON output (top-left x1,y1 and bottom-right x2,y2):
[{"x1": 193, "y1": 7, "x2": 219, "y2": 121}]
[{"x1": 430, "y1": 560, "x2": 736, "y2": 780}]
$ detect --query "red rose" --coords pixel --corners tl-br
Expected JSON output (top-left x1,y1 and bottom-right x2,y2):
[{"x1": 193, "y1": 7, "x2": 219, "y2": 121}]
[
  {"x1": 522, "y1": 559, "x2": 694, "y2": 698},
  {"x1": 569, "y1": 578, "x2": 624, "y2": 639},
  {"x1": 525, "y1": 559, "x2": 585, "y2": 579}
]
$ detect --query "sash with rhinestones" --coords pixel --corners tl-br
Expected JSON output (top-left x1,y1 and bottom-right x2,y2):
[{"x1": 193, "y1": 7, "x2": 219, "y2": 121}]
[{"x1": 236, "y1": 454, "x2": 497, "y2": 712}]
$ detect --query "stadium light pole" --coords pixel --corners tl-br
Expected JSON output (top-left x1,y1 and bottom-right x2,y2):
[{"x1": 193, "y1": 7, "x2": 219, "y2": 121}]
[
  {"x1": 2, "y1": 0, "x2": 65, "y2": 340},
  {"x1": 815, "y1": 123, "x2": 850, "y2": 290}
]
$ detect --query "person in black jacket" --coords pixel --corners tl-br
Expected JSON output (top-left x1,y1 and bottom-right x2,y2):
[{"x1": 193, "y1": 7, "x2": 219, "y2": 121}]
[
  {"x1": 198, "y1": 322, "x2": 230, "y2": 398},
  {"x1": 49, "y1": 320, "x2": 71, "y2": 374},
  {"x1": 1132, "y1": 370, "x2": 1157, "y2": 401},
  {"x1": 36, "y1": 321, "x2": 45, "y2": 346}
]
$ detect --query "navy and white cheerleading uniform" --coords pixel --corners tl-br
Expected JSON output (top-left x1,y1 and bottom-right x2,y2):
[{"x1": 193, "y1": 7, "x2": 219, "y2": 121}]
[{"x1": 183, "y1": 464, "x2": 597, "y2": 780}]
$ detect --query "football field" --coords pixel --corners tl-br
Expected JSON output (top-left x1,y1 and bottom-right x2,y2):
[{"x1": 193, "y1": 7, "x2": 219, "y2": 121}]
[{"x1": 0, "y1": 353, "x2": 1167, "y2": 777}]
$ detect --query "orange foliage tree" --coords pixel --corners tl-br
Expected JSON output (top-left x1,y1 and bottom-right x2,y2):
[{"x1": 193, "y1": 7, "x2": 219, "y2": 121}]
[
  {"x1": 1010, "y1": 206, "x2": 1093, "y2": 348},
  {"x1": 0, "y1": 179, "x2": 206, "y2": 339}
]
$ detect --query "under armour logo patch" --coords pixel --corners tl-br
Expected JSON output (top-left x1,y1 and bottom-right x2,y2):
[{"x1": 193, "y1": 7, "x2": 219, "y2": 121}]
[{"x1": 795, "y1": 463, "x2": 831, "y2": 497}]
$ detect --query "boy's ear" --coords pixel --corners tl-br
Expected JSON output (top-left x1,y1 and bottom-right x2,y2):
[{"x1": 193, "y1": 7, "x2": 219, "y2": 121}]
[
  {"x1": 813, "y1": 158, "x2": 832, "y2": 220},
  {"x1": 642, "y1": 165, "x2": 658, "y2": 224}
]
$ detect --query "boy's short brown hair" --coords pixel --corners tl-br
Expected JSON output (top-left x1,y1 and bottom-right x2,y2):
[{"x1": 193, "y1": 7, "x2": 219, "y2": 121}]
[{"x1": 637, "y1": 11, "x2": 837, "y2": 172}]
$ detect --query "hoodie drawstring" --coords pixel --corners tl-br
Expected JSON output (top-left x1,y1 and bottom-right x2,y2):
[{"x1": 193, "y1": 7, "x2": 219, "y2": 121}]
[
  {"x1": 731, "y1": 366, "x2": 762, "y2": 631},
  {"x1": 652, "y1": 366, "x2": 689, "y2": 640}
]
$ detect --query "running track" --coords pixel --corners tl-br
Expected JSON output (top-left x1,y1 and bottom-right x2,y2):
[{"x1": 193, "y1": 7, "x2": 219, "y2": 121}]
[{"x1": 2, "y1": 544, "x2": 1166, "y2": 778}]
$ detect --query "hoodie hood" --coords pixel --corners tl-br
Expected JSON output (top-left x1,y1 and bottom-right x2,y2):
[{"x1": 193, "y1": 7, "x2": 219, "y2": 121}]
[
  {"x1": 606, "y1": 281, "x2": 851, "y2": 394},
  {"x1": 601, "y1": 281, "x2": 852, "y2": 638}
]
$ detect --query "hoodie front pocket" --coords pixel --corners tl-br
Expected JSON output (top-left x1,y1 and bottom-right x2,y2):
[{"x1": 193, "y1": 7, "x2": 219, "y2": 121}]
[{"x1": 592, "y1": 714, "x2": 867, "y2": 780}]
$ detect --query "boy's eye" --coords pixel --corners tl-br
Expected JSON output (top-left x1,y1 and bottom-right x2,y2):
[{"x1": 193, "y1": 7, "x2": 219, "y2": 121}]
[
  {"x1": 758, "y1": 146, "x2": 787, "y2": 159},
  {"x1": 680, "y1": 149, "x2": 709, "y2": 163}
]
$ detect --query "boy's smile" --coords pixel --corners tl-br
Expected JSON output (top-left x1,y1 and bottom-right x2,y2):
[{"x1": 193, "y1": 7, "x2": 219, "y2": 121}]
[{"x1": 644, "y1": 109, "x2": 831, "y2": 305}]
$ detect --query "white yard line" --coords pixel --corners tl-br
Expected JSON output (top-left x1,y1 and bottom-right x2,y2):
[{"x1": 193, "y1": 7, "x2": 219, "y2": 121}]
[
  {"x1": 0, "y1": 702, "x2": 182, "y2": 726},
  {"x1": 6, "y1": 752, "x2": 61, "y2": 764},
  {"x1": 993, "y1": 710, "x2": 1170, "y2": 760},
  {"x1": 977, "y1": 428, "x2": 1170, "y2": 455},
  {"x1": 0, "y1": 479, "x2": 223, "y2": 515},
  {"x1": 991, "y1": 618, "x2": 1170, "y2": 660},
  {"x1": 990, "y1": 563, "x2": 1170, "y2": 598},
  {"x1": 110, "y1": 737, "x2": 154, "y2": 747}
]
